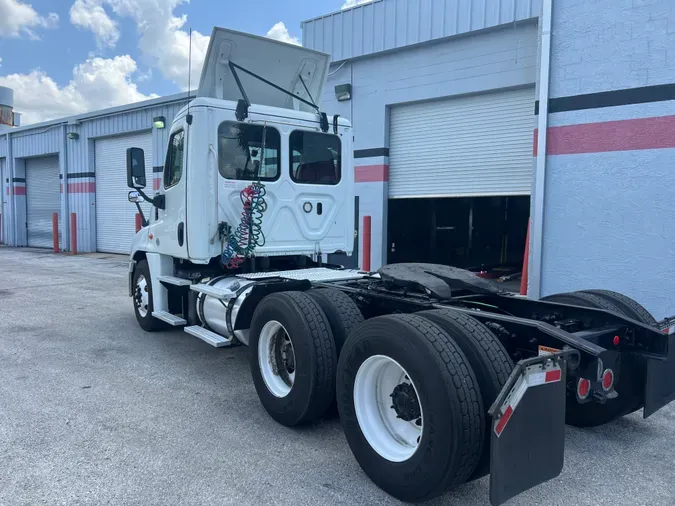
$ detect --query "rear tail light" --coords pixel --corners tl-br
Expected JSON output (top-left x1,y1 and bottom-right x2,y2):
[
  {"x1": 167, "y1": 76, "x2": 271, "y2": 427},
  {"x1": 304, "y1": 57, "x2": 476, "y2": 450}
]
[
  {"x1": 601, "y1": 369, "x2": 615, "y2": 391},
  {"x1": 577, "y1": 378, "x2": 591, "y2": 400}
]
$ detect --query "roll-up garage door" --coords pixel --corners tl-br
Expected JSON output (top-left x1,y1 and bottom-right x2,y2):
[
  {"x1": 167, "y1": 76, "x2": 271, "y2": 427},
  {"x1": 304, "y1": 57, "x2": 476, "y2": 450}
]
[
  {"x1": 389, "y1": 87, "x2": 535, "y2": 198},
  {"x1": 95, "y1": 132, "x2": 153, "y2": 254},
  {"x1": 25, "y1": 156, "x2": 61, "y2": 248}
]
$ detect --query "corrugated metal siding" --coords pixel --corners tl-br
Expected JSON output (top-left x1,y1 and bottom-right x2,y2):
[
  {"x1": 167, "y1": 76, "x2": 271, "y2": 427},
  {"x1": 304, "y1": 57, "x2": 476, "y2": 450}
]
[
  {"x1": 303, "y1": 0, "x2": 541, "y2": 61},
  {"x1": 12, "y1": 126, "x2": 61, "y2": 157},
  {"x1": 0, "y1": 135, "x2": 7, "y2": 158}
]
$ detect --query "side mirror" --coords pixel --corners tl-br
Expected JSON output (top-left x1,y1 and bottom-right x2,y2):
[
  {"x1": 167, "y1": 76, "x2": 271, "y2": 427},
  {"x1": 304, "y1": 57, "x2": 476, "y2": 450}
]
[
  {"x1": 126, "y1": 147, "x2": 146, "y2": 189},
  {"x1": 128, "y1": 190, "x2": 145, "y2": 203}
]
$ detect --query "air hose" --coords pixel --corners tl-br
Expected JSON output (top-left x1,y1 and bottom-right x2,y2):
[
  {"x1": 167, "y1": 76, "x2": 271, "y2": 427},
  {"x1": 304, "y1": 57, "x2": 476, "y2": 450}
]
[{"x1": 221, "y1": 181, "x2": 267, "y2": 269}]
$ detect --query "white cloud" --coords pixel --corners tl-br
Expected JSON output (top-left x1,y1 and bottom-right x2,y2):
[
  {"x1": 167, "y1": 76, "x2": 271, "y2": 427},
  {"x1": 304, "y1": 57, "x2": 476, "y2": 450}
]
[
  {"x1": 342, "y1": 0, "x2": 373, "y2": 8},
  {"x1": 70, "y1": 0, "x2": 119, "y2": 48},
  {"x1": 0, "y1": 55, "x2": 158, "y2": 124},
  {"x1": 102, "y1": 0, "x2": 208, "y2": 90},
  {"x1": 266, "y1": 22, "x2": 300, "y2": 46},
  {"x1": 0, "y1": 0, "x2": 58, "y2": 38}
]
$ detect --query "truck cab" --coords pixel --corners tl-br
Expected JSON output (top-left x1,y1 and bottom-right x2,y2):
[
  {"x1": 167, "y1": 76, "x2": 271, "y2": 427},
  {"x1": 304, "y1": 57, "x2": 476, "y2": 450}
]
[{"x1": 127, "y1": 28, "x2": 354, "y2": 268}]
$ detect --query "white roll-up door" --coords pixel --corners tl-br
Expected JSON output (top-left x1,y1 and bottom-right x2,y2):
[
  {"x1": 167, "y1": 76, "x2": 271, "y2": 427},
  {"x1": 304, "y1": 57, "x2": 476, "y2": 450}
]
[
  {"x1": 95, "y1": 132, "x2": 153, "y2": 254},
  {"x1": 25, "y1": 156, "x2": 61, "y2": 248},
  {"x1": 389, "y1": 87, "x2": 535, "y2": 198}
]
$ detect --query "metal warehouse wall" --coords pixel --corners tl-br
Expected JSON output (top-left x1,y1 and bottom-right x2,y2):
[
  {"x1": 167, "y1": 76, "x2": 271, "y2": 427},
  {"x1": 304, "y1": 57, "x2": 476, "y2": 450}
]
[
  {"x1": 303, "y1": 0, "x2": 542, "y2": 61},
  {"x1": 532, "y1": 0, "x2": 675, "y2": 319},
  {"x1": 1, "y1": 94, "x2": 190, "y2": 252},
  {"x1": 314, "y1": 20, "x2": 538, "y2": 269}
]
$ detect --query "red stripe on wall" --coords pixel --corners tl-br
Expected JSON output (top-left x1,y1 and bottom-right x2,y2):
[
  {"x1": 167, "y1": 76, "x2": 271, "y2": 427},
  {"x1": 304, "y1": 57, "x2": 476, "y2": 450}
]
[
  {"x1": 153, "y1": 178, "x2": 161, "y2": 191},
  {"x1": 67, "y1": 182, "x2": 96, "y2": 193},
  {"x1": 13, "y1": 187, "x2": 26, "y2": 196},
  {"x1": 534, "y1": 115, "x2": 675, "y2": 156},
  {"x1": 355, "y1": 164, "x2": 389, "y2": 183}
]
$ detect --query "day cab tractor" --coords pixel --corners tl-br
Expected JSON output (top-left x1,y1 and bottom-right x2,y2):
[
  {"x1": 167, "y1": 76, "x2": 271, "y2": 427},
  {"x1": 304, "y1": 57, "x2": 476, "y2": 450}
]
[{"x1": 125, "y1": 28, "x2": 675, "y2": 505}]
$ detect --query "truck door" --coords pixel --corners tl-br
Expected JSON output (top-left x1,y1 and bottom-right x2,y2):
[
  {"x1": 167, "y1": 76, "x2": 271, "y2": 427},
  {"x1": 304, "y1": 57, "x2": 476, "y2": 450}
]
[{"x1": 153, "y1": 119, "x2": 188, "y2": 259}]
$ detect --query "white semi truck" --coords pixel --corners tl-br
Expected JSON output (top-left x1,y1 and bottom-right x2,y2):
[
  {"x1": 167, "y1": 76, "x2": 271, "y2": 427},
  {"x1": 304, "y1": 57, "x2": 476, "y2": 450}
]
[{"x1": 126, "y1": 28, "x2": 675, "y2": 505}]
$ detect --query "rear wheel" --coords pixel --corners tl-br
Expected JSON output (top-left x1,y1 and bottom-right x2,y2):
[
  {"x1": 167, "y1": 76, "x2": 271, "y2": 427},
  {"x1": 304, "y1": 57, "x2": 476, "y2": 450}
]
[
  {"x1": 307, "y1": 288, "x2": 363, "y2": 355},
  {"x1": 417, "y1": 309, "x2": 513, "y2": 479},
  {"x1": 249, "y1": 291, "x2": 337, "y2": 426},
  {"x1": 581, "y1": 289, "x2": 657, "y2": 325},
  {"x1": 337, "y1": 314, "x2": 483, "y2": 503},
  {"x1": 542, "y1": 290, "x2": 645, "y2": 427}
]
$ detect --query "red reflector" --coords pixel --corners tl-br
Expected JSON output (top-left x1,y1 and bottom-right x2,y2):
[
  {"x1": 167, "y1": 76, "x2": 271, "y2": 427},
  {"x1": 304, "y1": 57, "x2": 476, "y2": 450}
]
[
  {"x1": 577, "y1": 378, "x2": 591, "y2": 399},
  {"x1": 602, "y1": 369, "x2": 614, "y2": 391},
  {"x1": 545, "y1": 369, "x2": 561, "y2": 383},
  {"x1": 495, "y1": 405, "x2": 514, "y2": 437},
  {"x1": 613, "y1": 335, "x2": 620, "y2": 346}
]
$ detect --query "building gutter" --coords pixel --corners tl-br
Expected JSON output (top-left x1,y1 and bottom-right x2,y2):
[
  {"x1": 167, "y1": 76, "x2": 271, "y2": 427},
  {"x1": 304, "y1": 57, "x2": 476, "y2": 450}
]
[{"x1": 529, "y1": 0, "x2": 553, "y2": 299}]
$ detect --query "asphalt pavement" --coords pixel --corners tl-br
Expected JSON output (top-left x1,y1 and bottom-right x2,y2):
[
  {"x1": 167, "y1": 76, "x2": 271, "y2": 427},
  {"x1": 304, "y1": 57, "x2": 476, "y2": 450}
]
[{"x1": 0, "y1": 247, "x2": 673, "y2": 505}]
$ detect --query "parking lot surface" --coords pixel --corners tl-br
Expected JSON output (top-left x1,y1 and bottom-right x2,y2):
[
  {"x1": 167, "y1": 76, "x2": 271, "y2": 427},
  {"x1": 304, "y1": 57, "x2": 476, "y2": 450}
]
[{"x1": 1, "y1": 247, "x2": 674, "y2": 505}]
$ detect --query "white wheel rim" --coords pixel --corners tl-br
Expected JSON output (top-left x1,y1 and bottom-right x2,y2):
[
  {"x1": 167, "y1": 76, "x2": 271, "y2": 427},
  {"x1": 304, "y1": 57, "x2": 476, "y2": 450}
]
[
  {"x1": 354, "y1": 355, "x2": 423, "y2": 462},
  {"x1": 258, "y1": 320, "x2": 296, "y2": 398},
  {"x1": 134, "y1": 275, "x2": 149, "y2": 318}
]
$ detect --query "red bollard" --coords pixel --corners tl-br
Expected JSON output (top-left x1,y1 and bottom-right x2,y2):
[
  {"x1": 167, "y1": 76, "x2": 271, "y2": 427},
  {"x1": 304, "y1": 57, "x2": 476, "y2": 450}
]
[
  {"x1": 520, "y1": 219, "x2": 531, "y2": 296},
  {"x1": 70, "y1": 213, "x2": 77, "y2": 255},
  {"x1": 362, "y1": 215, "x2": 372, "y2": 272},
  {"x1": 52, "y1": 213, "x2": 59, "y2": 253},
  {"x1": 135, "y1": 213, "x2": 142, "y2": 233}
]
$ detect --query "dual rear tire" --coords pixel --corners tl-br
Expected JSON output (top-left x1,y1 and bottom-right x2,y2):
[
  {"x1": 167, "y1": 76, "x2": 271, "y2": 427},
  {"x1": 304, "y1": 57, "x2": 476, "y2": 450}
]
[{"x1": 249, "y1": 289, "x2": 511, "y2": 502}]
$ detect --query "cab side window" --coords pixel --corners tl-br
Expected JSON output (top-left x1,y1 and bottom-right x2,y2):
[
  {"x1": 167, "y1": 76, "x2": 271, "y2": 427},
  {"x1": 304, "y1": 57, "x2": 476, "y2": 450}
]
[
  {"x1": 290, "y1": 130, "x2": 341, "y2": 185},
  {"x1": 164, "y1": 130, "x2": 185, "y2": 189}
]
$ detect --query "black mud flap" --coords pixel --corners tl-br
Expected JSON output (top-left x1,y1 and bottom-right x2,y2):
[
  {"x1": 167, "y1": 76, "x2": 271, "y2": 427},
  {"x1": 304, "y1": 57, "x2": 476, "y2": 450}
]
[
  {"x1": 644, "y1": 332, "x2": 675, "y2": 418},
  {"x1": 488, "y1": 351, "x2": 577, "y2": 506}
]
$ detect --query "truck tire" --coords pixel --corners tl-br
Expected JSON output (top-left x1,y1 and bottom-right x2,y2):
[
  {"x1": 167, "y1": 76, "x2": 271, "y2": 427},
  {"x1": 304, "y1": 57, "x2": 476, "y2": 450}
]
[
  {"x1": 542, "y1": 290, "x2": 645, "y2": 427},
  {"x1": 307, "y1": 288, "x2": 363, "y2": 355},
  {"x1": 417, "y1": 309, "x2": 513, "y2": 480},
  {"x1": 336, "y1": 314, "x2": 483, "y2": 503},
  {"x1": 580, "y1": 289, "x2": 657, "y2": 325},
  {"x1": 132, "y1": 259, "x2": 166, "y2": 332},
  {"x1": 249, "y1": 291, "x2": 337, "y2": 427}
]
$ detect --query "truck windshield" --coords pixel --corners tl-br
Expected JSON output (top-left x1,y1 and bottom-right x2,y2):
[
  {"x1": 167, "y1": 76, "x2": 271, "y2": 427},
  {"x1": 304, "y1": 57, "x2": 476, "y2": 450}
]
[{"x1": 218, "y1": 122, "x2": 281, "y2": 181}]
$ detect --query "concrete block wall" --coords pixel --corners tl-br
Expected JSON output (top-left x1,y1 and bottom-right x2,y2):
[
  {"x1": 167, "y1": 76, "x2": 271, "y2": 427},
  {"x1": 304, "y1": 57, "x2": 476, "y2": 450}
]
[
  {"x1": 321, "y1": 21, "x2": 538, "y2": 269},
  {"x1": 536, "y1": 0, "x2": 675, "y2": 318}
]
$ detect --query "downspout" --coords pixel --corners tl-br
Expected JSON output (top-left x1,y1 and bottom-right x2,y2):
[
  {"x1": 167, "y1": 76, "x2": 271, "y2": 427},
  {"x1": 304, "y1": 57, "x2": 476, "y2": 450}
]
[{"x1": 529, "y1": 0, "x2": 553, "y2": 299}]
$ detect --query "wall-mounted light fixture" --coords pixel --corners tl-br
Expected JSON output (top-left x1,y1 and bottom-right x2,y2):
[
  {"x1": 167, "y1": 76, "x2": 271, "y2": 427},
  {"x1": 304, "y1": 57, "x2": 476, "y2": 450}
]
[
  {"x1": 335, "y1": 83, "x2": 352, "y2": 102},
  {"x1": 153, "y1": 116, "x2": 166, "y2": 129},
  {"x1": 67, "y1": 132, "x2": 79, "y2": 140}
]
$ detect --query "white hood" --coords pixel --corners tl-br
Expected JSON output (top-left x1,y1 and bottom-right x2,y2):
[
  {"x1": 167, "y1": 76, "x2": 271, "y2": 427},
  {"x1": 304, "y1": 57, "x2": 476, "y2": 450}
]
[{"x1": 197, "y1": 27, "x2": 331, "y2": 113}]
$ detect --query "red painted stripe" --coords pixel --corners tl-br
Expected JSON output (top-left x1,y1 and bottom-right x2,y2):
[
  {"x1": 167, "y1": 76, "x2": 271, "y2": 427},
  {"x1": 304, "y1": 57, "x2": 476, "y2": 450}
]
[
  {"x1": 153, "y1": 178, "x2": 161, "y2": 191},
  {"x1": 494, "y1": 405, "x2": 513, "y2": 437},
  {"x1": 534, "y1": 115, "x2": 675, "y2": 155},
  {"x1": 67, "y1": 182, "x2": 95, "y2": 193},
  {"x1": 355, "y1": 164, "x2": 388, "y2": 183},
  {"x1": 13, "y1": 187, "x2": 26, "y2": 196},
  {"x1": 545, "y1": 369, "x2": 562, "y2": 383}
]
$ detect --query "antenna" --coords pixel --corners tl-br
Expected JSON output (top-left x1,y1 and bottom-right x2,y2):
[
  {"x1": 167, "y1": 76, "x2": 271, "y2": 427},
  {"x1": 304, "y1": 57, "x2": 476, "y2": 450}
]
[{"x1": 187, "y1": 28, "x2": 192, "y2": 123}]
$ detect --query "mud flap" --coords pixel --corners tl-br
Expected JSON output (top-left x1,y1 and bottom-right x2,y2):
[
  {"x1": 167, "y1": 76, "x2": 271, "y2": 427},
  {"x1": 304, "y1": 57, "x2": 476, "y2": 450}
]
[
  {"x1": 644, "y1": 332, "x2": 675, "y2": 418},
  {"x1": 488, "y1": 351, "x2": 577, "y2": 506}
]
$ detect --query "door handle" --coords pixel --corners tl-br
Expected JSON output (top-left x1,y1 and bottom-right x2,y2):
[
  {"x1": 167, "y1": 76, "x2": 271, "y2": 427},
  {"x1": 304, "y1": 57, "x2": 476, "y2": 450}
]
[{"x1": 177, "y1": 222, "x2": 184, "y2": 246}]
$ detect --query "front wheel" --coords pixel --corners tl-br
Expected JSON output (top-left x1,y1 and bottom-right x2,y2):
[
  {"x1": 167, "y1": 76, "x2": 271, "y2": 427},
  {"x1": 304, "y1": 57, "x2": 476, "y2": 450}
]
[
  {"x1": 336, "y1": 314, "x2": 483, "y2": 503},
  {"x1": 132, "y1": 259, "x2": 166, "y2": 332}
]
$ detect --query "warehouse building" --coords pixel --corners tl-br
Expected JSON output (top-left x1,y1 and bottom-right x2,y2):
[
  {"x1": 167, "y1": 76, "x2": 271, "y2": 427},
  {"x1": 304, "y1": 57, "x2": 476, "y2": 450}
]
[
  {"x1": 1, "y1": 93, "x2": 192, "y2": 254},
  {"x1": 1, "y1": 0, "x2": 674, "y2": 319}
]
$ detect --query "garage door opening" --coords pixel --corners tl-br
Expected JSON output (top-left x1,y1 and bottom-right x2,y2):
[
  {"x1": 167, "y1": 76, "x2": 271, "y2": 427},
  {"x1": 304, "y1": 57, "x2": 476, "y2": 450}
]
[
  {"x1": 387, "y1": 196, "x2": 530, "y2": 275},
  {"x1": 25, "y1": 156, "x2": 61, "y2": 248}
]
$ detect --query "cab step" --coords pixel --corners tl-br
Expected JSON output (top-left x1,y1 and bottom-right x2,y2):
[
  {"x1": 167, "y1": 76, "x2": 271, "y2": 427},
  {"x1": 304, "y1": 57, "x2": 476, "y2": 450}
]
[
  {"x1": 190, "y1": 283, "x2": 235, "y2": 300},
  {"x1": 152, "y1": 311, "x2": 187, "y2": 326},
  {"x1": 158, "y1": 275, "x2": 193, "y2": 286},
  {"x1": 184, "y1": 326, "x2": 234, "y2": 347}
]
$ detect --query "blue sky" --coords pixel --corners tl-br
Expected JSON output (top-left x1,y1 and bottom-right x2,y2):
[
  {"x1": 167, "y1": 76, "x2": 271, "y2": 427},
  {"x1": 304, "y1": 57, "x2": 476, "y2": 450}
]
[{"x1": 0, "y1": 0, "x2": 367, "y2": 124}]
